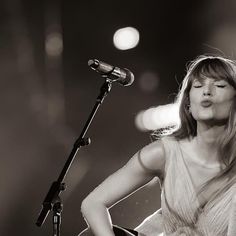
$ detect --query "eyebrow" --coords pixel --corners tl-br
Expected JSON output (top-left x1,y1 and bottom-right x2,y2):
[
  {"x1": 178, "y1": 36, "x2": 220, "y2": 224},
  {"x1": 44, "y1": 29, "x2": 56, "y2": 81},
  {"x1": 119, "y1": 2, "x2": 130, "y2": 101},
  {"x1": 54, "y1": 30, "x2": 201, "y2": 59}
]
[{"x1": 192, "y1": 77, "x2": 228, "y2": 83}]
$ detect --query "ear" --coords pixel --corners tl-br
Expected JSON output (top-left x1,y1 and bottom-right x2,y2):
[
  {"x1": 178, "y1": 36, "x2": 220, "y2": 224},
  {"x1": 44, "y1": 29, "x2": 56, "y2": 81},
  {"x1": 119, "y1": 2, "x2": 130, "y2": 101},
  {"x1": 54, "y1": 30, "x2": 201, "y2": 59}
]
[{"x1": 188, "y1": 105, "x2": 192, "y2": 113}]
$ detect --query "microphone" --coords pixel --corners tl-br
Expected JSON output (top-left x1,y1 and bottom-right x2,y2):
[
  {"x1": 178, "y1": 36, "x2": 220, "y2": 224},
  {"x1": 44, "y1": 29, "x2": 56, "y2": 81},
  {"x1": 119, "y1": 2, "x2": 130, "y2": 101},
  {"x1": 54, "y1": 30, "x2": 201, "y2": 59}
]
[{"x1": 88, "y1": 59, "x2": 134, "y2": 86}]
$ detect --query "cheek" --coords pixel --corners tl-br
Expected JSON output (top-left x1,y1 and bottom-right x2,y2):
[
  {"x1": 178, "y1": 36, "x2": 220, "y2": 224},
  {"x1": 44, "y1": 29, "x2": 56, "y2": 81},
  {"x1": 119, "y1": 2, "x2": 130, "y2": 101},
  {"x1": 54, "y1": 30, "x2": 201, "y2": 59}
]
[
  {"x1": 189, "y1": 90, "x2": 200, "y2": 107},
  {"x1": 216, "y1": 91, "x2": 235, "y2": 107},
  {"x1": 217, "y1": 98, "x2": 234, "y2": 114}
]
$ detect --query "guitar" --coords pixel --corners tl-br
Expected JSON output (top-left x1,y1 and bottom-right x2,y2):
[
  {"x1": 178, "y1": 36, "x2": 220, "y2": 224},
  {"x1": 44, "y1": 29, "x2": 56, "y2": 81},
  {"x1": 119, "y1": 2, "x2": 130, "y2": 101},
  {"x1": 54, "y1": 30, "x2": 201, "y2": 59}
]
[
  {"x1": 78, "y1": 208, "x2": 162, "y2": 236},
  {"x1": 78, "y1": 225, "x2": 138, "y2": 236}
]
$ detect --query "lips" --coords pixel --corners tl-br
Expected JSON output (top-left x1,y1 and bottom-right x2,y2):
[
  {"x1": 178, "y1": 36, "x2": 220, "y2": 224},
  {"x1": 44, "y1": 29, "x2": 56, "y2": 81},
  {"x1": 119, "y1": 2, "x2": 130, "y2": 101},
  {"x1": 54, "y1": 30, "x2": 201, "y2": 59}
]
[{"x1": 201, "y1": 100, "x2": 213, "y2": 107}]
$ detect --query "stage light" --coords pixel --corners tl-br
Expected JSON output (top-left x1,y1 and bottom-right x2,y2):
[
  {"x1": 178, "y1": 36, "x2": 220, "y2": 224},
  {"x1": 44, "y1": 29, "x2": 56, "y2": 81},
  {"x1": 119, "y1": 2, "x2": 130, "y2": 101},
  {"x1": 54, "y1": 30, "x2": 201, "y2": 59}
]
[{"x1": 113, "y1": 27, "x2": 139, "y2": 50}]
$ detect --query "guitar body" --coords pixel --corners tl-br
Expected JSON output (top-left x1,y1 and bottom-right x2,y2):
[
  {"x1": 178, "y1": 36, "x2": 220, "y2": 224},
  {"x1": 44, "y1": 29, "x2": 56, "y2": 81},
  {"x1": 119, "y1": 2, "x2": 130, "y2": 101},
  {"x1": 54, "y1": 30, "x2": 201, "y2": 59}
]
[
  {"x1": 78, "y1": 225, "x2": 138, "y2": 236},
  {"x1": 78, "y1": 208, "x2": 163, "y2": 236}
]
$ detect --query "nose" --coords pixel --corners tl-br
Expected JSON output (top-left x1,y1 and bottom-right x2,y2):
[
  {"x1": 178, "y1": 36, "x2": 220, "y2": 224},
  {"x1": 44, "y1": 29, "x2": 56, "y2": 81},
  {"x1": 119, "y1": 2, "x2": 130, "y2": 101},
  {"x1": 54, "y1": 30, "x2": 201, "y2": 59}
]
[{"x1": 203, "y1": 84, "x2": 213, "y2": 96}]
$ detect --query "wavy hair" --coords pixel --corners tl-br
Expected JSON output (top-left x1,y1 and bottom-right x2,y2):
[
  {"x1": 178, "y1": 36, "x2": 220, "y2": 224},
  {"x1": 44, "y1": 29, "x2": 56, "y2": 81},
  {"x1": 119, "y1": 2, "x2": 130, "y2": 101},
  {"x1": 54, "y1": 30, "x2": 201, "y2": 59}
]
[{"x1": 171, "y1": 54, "x2": 236, "y2": 196}]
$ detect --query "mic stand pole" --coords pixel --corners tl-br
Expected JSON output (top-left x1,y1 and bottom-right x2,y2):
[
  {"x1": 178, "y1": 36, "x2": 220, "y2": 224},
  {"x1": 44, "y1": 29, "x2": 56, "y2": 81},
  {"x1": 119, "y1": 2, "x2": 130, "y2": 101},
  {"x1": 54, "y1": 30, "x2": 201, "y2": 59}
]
[
  {"x1": 52, "y1": 196, "x2": 63, "y2": 236},
  {"x1": 35, "y1": 79, "x2": 113, "y2": 236}
]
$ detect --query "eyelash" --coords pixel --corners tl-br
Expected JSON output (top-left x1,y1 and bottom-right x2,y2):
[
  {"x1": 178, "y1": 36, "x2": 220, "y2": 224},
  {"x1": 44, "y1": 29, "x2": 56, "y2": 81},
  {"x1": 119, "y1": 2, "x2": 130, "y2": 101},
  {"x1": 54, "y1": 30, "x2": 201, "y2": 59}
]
[{"x1": 193, "y1": 85, "x2": 226, "y2": 88}]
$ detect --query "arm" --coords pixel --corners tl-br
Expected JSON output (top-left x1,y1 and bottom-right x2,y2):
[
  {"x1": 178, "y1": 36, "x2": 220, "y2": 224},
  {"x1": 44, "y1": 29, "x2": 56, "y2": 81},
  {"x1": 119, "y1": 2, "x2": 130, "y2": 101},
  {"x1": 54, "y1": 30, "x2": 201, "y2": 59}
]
[{"x1": 80, "y1": 139, "x2": 166, "y2": 236}]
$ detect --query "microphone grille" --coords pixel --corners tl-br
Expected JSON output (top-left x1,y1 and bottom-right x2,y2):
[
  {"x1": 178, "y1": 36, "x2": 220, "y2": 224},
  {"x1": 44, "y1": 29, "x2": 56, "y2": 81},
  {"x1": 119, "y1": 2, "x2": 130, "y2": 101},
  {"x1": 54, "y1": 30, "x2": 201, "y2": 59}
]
[{"x1": 123, "y1": 68, "x2": 135, "y2": 86}]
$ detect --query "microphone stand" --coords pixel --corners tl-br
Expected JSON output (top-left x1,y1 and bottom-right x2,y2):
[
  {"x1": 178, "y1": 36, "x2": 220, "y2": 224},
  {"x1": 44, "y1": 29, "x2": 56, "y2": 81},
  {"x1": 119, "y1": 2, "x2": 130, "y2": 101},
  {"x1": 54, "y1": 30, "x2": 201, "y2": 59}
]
[{"x1": 35, "y1": 78, "x2": 113, "y2": 236}]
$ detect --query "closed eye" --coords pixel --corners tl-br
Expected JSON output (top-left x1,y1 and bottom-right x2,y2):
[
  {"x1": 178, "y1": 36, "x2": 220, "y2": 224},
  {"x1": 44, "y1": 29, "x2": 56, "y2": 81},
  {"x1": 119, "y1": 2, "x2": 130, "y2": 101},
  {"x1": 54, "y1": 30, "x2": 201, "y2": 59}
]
[{"x1": 216, "y1": 85, "x2": 226, "y2": 88}]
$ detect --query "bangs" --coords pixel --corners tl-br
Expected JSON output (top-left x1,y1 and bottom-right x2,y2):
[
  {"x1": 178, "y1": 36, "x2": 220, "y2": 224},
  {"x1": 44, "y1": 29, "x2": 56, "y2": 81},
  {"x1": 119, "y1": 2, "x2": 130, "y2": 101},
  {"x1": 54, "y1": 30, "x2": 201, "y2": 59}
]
[{"x1": 190, "y1": 58, "x2": 236, "y2": 88}]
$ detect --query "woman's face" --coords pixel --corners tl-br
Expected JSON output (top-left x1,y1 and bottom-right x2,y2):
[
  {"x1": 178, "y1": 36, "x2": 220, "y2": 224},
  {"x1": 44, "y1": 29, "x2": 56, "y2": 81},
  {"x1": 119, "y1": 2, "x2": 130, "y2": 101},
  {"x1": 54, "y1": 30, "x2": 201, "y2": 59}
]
[{"x1": 189, "y1": 77, "x2": 236, "y2": 124}]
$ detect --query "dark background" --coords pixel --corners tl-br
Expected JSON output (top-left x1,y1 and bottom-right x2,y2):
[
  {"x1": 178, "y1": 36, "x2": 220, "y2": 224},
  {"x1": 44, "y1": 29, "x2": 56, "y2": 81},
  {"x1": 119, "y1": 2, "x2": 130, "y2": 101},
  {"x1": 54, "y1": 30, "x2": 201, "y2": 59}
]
[{"x1": 1, "y1": 0, "x2": 236, "y2": 235}]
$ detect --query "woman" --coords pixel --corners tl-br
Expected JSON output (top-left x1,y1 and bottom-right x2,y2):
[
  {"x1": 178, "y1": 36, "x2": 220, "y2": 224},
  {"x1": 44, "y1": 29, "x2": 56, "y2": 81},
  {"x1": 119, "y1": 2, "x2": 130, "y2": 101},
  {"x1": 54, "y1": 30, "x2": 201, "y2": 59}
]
[{"x1": 80, "y1": 55, "x2": 236, "y2": 236}]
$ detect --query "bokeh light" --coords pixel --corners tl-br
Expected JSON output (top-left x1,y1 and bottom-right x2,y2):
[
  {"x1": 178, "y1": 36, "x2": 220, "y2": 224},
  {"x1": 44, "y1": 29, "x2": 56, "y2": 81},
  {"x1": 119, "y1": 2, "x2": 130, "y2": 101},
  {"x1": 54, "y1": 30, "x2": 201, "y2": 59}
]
[
  {"x1": 45, "y1": 32, "x2": 63, "y2": 57},
  {"x1": 113, "y1": 27, "x2": 140, "y2": 50},
  {"x1": 139, "y1": 71, "x2": 160, "y2": 92},
  {"x1": 135, "y1": 103, "x2": 180, "y2": 131}
]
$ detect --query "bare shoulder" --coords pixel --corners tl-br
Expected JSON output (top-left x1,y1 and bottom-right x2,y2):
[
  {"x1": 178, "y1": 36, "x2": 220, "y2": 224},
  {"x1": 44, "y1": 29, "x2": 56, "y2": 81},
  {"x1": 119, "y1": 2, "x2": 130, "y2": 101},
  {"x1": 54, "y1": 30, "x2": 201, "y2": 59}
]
[
  {"x1": 137, "y1": 138, "x2": 166, "y2": 175},
  {"x1": 141, "y1": 139, "x2": 165, "y2": 158}
]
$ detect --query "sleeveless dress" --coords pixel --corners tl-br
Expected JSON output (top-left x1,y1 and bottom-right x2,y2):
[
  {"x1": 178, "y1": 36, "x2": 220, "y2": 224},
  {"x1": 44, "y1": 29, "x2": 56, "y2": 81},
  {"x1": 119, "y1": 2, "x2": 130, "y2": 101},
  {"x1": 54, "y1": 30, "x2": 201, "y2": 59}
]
[{"x1": 140, "y1": 136, "x2": 236, "y2": 236}]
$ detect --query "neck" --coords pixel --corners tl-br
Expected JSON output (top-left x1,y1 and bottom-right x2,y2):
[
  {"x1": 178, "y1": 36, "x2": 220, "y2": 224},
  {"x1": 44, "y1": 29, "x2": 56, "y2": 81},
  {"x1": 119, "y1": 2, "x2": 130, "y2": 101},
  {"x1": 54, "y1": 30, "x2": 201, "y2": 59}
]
[
  {"x1": 193, "y1": 122, "x2": 225, "y2": 165},
  {"x1": 196, "y1": 122, "x2": 225, "y2": 146}
]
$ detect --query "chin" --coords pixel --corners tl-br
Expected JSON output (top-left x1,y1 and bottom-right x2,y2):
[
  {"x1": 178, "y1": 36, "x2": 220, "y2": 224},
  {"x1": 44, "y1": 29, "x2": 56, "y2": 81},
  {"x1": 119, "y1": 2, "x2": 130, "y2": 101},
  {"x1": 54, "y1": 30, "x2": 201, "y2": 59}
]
[
  {"x1": 193, "y1": 113, "x2": 214, "y2": 121},
  {"x1": 196, "y1": 117, "x2": 228, "y2": 126}
]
